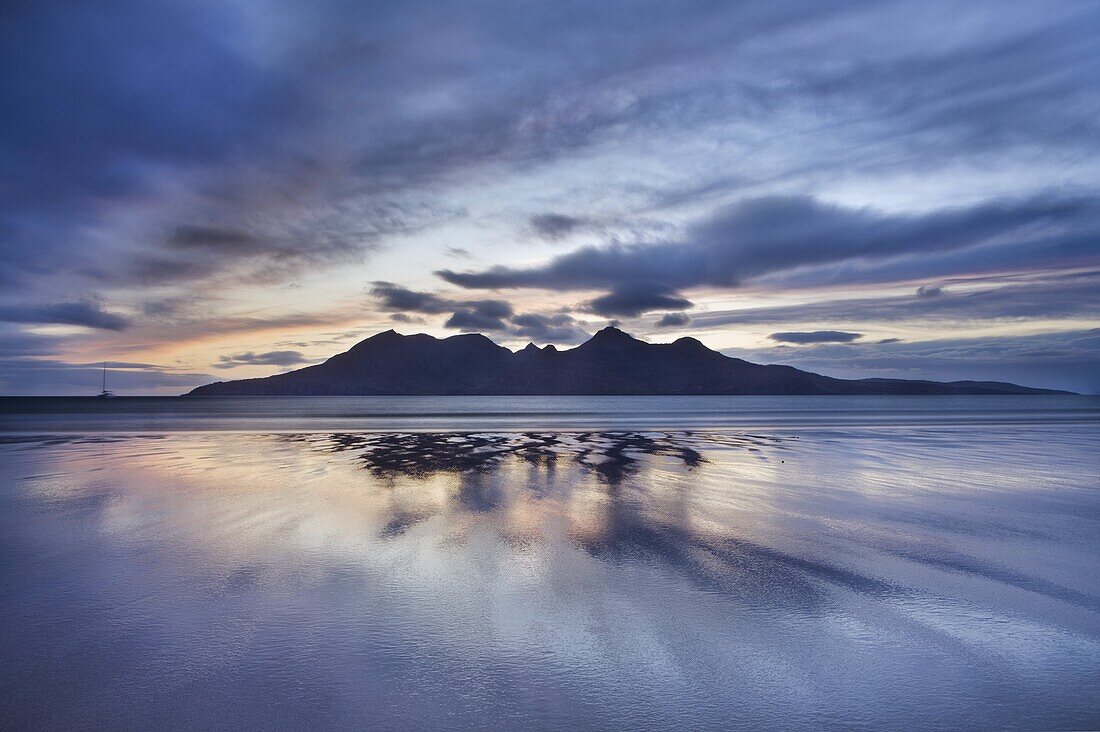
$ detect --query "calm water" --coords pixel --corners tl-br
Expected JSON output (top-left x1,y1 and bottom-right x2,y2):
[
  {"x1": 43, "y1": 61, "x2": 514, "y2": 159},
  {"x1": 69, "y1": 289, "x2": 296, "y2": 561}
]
[
  {"x1": 1, "y1": 397, "x2": 1099, "y2": 729},
  {"x1": 2, "y1": 394, "x2": 1099, "y2": 431}
]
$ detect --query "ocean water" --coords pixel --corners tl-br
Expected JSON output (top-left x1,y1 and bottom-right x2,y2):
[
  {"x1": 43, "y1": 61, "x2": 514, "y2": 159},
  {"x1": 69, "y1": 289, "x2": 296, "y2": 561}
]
[
  {"x1": 1, "y1": 396, "x2": 1098, "y2": 729},
  {"x1": 2, "y1": 394, "x2": 1099, "y2": 431}
]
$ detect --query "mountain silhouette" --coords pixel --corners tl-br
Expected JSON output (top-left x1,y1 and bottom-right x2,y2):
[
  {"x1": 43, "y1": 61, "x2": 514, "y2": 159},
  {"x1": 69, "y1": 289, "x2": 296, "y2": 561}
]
[{"x1": 186, "y1": 327, "x2": 1069, "y2": 396}]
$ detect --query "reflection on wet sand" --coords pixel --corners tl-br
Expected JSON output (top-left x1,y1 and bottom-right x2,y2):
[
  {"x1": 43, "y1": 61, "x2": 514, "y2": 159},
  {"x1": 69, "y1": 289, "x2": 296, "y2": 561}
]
[
  {"x1": 275, "y1": 431, "x2": 896, "y2": 604},
  {"x1": 2, "y1": 428, "x2": 1099, "y2": 729},
  {"x1": 282, "y1": 431, "x2": 724, "y2": 482},
  {"x1": 274, "y1": 432, "x2": 860, "y2": 600}
]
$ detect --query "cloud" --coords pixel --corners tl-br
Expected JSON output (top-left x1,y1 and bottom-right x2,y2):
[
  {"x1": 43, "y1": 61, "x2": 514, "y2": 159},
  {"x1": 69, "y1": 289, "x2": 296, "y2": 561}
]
[
  {"x1": 529, "y1": 213, "x2": 589, "y2": 241},
  {"x1": 0, "y1": 301, "x2": 130, "y2": 330},
  {"x1": 3, "y1": 0, "x2": 1099, "y2": 388},
  {"x1": 118, "y1": 307, "x2": 368, "y2": 350},
  {"x1": 213, "y1": 350, "x2": 313, "y2": 369},
  {"x1": 443, "y1": 311, "x2": 505, "y2": 331},
  {"x1": 371, "y1": 280, "x2": 591, "y2": 342},
  {"x1": 0, "y1": 359, "x2": 215, "y2": 396},
  {"x1": 390, "y1": 313, "x2": 425, "y2": 324},
  {"x1": 140, "y1": 297, "x2": 192, "y2": 317},
  {"x1": 443, "y1": 300, "x2": 515, "y2": 332},
  {"x1": 5, "y1": 1, "x2": 1098, "y2": 301},
  {"x1": 146, "y1": 220, "x2": 368, "y2": 288},
  {"x1": 584, "y1": 283, "x2": 693, "y2": 317},
  {"x1": 120, "y1": 256, "x2": 221, "y2": 285},
  {"x1": 510, "y1": 313, "x2": 589, "y2": 344},
  {"x1": 0, "y1": 326, "x2": 62, "y2": 358},
  {"x1": 917, "y1": 284, "x2": 946, "y2": 298},
  {"x1": 370, "y1": 282, "x2": 453, "y2": 314},
  {"x1": 371, "y1": 280, "x2": 519, "y2": 331},
  {"x1": 97, "y1": 217, "x2": 377, "y2": 289},
  {"x1": 463, "y1": 300, "x2": 513, "y2": 320},
  {"x1": 723, "y1": 329, "x2": 1100, "y2": 394},
  {"x1": 0, "y1": 1, "x2": 296, "y2": 290},
  {"x1": 655, "y1": 312, "x2": 691, "y2": 328},
  {"x1": 439, "y1": 195, "x2": 1098, "y2": 298},
  {"x1": 167, "y1": 226, "x2": 265, "y2": 254},
  {"x1": 769, "y1": 330, "x2": 863, "y2": 344},
  {"x1": 692, "y1": 273, "x2": 1100, "y2": 327}
]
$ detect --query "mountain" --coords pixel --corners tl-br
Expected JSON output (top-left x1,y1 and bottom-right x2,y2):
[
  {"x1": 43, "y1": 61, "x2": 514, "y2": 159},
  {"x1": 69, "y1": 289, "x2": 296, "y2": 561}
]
[{"x1": 185, "y1": 327, "x2": 1069, "y2": 396}]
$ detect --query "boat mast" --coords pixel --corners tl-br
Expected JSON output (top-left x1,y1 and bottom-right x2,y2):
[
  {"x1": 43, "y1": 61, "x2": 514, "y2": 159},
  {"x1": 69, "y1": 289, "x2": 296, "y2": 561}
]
[{"x1": 102, "y1": 361, "x2": 107, "y2": 393}]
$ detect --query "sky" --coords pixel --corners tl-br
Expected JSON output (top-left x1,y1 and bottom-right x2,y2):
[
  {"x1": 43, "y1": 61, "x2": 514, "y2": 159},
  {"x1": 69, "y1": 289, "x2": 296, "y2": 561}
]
[{"x1": 1, "y1": 0, "x2": 1098, "y2": 394}]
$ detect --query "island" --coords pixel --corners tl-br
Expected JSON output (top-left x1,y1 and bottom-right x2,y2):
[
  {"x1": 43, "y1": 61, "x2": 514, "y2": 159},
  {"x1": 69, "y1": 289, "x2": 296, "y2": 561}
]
[{"x1": 185, "y1": 327, "x2": 1068, "y2": 396}]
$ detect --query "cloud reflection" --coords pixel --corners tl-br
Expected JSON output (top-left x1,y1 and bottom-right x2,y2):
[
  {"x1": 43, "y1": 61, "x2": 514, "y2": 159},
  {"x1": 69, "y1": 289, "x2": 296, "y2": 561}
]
[{"x1": 4, "y1": 428, "x2": 1099, "y2": 728}]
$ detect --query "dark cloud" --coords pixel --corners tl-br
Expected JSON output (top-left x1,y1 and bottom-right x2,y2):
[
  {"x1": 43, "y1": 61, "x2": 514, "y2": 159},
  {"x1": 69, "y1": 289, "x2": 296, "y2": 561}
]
[
  {"x1": 167, "y1": 226, "x2": 264, "y2": 253},
  {"x1": 529, "y1": 214, "x2": 588, "y2": 241},
  {"x1": 655, "y1": 312, "x2": 691, "y2": 328},
  {"x1": 444, "y1": 310, "x2": 508, "y2": 332},
  {"x1": 510, "y1": 313, "x2": 589, "y2": 344},
  {"x1": 465, "y1": 300, "x2": 513, "y2": 321},
  {"x1": 370, "y1": 282, "x2": 452, "y2": 314},
  {"x1": 443, "y1": 299, "x2": 515, "y2": 332},
  {"x1": 118, "y1": 256, "x2": 221, "y2": 285},
  {"x1": 0, "y1": 301, "x2": 130, "y2": 330},
  {"x1": 96, "y1": 220, "x2": 375, "y2": 289},
  {"x1": 439, "y1": 195, "x2": 1098, "y2": 298},
  {"x1": 584, "y1": 284, "x2": 693, "y2": 317},
  {"x1": 446, "y1": 307, "x2": 590, "y2": 342},
  {"x1": 917, "y1": 285, "x2": 945, "y2": 298},
  {"x1": 769, "y1": 331, "x2": 863, "y2": 344},
  {"x1": 390, "y1": 313, "x2": 426, "y2": 324},
  {"x1": 213, "y1": 350, "x2": 313, "y2": 369},
  {"x1": 371, "y1": 280, "x2": 590, "y2": 342},
  {"x1": 371, "y1": 281, "x2": 516, "y2": 331}
]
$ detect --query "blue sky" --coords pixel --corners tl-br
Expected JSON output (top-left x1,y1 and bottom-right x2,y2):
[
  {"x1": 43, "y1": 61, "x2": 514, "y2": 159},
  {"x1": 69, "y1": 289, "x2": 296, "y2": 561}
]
[{"x1": 1, "y1": 0, "x2": 1098, "y2": 393}]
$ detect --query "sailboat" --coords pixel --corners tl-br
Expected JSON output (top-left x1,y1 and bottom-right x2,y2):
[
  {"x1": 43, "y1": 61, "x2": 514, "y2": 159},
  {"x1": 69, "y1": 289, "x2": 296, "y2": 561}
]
[{"x1": 97, "y1": 361, "x2": 115, "y2": 398}]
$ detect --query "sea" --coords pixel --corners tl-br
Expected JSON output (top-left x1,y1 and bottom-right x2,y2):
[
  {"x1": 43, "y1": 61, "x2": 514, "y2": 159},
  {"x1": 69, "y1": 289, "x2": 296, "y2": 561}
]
[{"x1": 1, "y1": 395, "x2": 1098, "y2": 729}]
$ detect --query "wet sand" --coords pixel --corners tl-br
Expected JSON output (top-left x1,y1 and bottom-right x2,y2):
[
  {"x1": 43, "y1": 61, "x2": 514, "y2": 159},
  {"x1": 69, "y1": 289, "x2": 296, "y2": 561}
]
[{"x1": 1, "y1": 426, "x2": 1098, "y2": 729}]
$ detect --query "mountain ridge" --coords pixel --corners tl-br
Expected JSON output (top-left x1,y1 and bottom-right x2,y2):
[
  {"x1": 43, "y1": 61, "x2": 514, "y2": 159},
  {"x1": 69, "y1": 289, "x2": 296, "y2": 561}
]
[{"x1": 185, "y1": 327, "x2": 1071, "y2": 396}]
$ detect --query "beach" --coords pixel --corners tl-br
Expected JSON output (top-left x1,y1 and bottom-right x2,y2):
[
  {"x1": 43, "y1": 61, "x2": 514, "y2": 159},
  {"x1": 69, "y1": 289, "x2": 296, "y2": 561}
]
[{"x1": 1, "y1": 397, "x2": 1099, "y2": 729}]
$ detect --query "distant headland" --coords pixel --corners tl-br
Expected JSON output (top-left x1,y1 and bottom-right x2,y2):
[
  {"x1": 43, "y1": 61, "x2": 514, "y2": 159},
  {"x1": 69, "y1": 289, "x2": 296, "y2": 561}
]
[{"x1": 185, "y1": 327, "x2": 1069, "y2": 396}]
